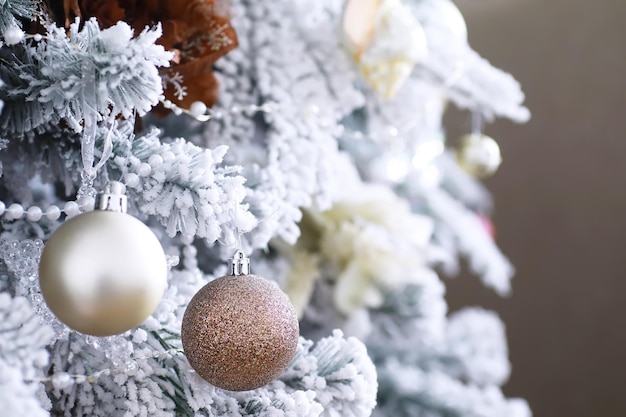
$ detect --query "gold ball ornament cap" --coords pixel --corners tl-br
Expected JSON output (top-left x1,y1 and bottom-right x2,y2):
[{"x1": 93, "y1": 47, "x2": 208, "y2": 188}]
[
  {"x1": 38, "y1": 210, "x2": 167, "y2": 336},
  {"x1": 181, "y1": 274, "x2": 300, "y2": 392},
  {"x1": 456, "y1": 134, "x2": 502, "y2": 178}
]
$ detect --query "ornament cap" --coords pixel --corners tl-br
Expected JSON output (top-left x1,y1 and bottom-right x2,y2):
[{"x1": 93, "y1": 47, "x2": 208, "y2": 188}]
[
  {"x1": 231, "y1": 250, "x2": 250, "y2": 276},
  {"x1": 95, "y1": 181, "x2": 128, "y2": 213}
]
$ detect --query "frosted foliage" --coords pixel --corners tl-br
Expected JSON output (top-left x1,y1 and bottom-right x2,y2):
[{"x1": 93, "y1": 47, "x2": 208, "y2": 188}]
[
  {"x1": 438, "y1": 152, "x2": 494, "y2": 214},
  {"x1": 45, "y1": 329, "x2": 376, "y2": 417},
  {"x1": 410, "y1": 0, "x2": 530, "y2": 122},
  {"x1": 367, "y1": 275, "x2": 448, "y2": 356},
  {"x1": 444, "y1": 308, "x2": 511, "y2": 386},
  {"x1": 47, "y1": 335, "x2": 179, "y2": 417},
  {"x1": 203, "y1": 0, "x2": 365, "y2": 247},
  {"x1": 247, "y1": 0, "x2": 363, "y2": 118},
  {"x1": 0, "y1": 293, "x2": 53, "y2": 378},
  {"x1": 0, "y1": 293, "x2": 53, "y2": 415},
  {"x1": 196, "y1": 0, "x2": 527, "y2": 251},
  {"x1": 0, "y1": 0, "x2": 39, "y2": 34},
  {"x1": 0, "y1": 0, "x2": 530, "y2": 416},
  {"x1": 375, "y1": 361, "x2": 530, "y2": 417},
  {"x1": 112, "y1": 129, "x2": 255, "y2": 241},
  {"x1": 3, "y1": 25, "x2": 24, "y2": 44},
  {"x1": 365, "y1": 78, "x2": 446, "y2": 143},
  {"x1": 0, "y1": 19, "x2": 171, "y2": 135},
  {"x1": 0, "y1": 362, "x2": 49, "y2": 417},
  {"x1": 283, "y1": 330, "x2": 378, "y2": 417},
  {"x1": 425, "y1": 187, "x2": 514, "y2": 295},
  {"x1": 208, "y1": 331, "x2": 376, "y2": 417},
  {"x1": 191, "y1": 331, "x2": 377, "y2": 417}
]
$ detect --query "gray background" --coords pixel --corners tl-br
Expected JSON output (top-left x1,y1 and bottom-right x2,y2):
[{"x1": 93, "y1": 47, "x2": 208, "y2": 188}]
[{"x1": 444, "y1": 1, "x2": 626, "y2": 416}]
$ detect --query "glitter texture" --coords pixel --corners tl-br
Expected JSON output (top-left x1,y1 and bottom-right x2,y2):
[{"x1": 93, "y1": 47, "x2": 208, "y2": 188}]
[{"x1": 181, "y1": 274, "x2": 299, "y2": 391}]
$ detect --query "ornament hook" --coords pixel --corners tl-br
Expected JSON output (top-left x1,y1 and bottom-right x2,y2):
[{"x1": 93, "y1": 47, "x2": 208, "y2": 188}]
[
  {"x1": 95, "y1": 181, "x2": 128, "y2": 213},
  {"x1": 471, "y1": 110, "x2": 483, "y2": 136},
  {"x1": 231, "y1": 250, "x2": 250, "y2": 276}
]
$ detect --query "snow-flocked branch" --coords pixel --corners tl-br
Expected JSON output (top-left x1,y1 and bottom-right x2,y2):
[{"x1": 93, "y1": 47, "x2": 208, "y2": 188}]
[
  {"x1": 110, "y1": 127, "x2": 256, "y2": 242},
  {"x1": 0, "y1": 18, "x2": 171, "y2": 136},
  {"x1": 0, "y1": 0, "x2": 38, "y2": 34},
  {"x1": 0, "y1": 293, "x2": 53, "y2": 416}
]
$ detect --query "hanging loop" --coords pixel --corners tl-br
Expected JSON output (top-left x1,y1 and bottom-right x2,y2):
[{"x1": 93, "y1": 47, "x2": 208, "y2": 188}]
[
  {"x1": 95, "y1": 181, "x2": 128, "y2": 213},
  {"x1": 231, "y1": 250, "x2": 250, "y2": 276}
]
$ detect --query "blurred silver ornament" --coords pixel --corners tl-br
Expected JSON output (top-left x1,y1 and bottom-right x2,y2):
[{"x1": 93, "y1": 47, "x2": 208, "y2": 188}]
[
  {"x1": 369, "y1": 151, "x2": 412, "y2": 184},
  {"x1": 455, "y1": 134, "x2": 502, "y2": 178}
]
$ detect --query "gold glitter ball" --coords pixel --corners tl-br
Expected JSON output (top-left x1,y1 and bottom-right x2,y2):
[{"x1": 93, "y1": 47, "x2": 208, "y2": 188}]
[{"x1": 181, "y1": 274, "x2": 299, "y2": 391}]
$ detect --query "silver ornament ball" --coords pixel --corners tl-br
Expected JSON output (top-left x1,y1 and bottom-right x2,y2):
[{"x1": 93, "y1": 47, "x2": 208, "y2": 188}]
[
  {"x1": 181, "y1": 274, "x2": 299, "y2": 391},
  {"x1": 39, "y1": 210, "x2": 167, "y2": 336},
  {"x1": 456, "y1": 133, "x2": 502, "y2": 178}
]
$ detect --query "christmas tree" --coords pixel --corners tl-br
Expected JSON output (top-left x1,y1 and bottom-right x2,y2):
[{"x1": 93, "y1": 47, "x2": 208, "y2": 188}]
[{"x1": 0, "y1": 0, "x2": 532, "y2": 416}]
